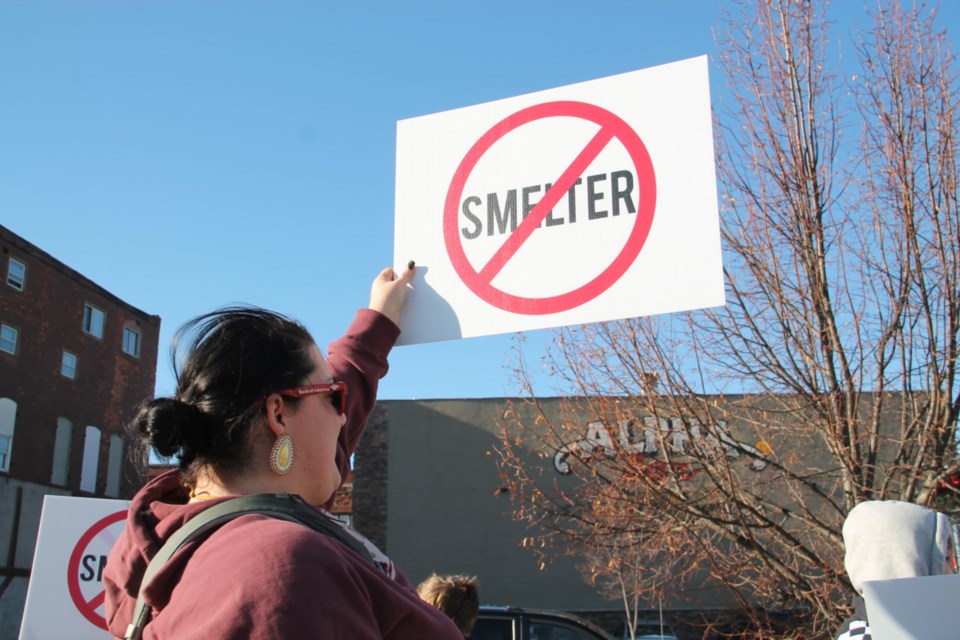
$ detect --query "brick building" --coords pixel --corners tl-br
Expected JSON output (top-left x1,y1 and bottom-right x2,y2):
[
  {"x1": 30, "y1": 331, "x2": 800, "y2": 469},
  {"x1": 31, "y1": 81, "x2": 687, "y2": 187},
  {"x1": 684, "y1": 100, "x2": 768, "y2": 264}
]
[{"x1": 0, "y1": 224, "x2": 160, "y2": 638}]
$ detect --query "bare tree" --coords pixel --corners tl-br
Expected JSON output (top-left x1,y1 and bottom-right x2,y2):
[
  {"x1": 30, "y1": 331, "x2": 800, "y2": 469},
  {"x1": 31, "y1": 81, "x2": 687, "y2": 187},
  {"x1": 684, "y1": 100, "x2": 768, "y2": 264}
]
[{"x1": 496, "y1": 1, "x2": 958, "y2": 638}]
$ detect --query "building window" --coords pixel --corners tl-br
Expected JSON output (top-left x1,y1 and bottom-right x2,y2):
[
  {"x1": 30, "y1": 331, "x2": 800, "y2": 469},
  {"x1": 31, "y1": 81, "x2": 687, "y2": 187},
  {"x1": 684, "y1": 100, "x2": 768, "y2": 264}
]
[
  {"x1": 6, "y1": 258, "x2": 25, "y2": 291},
  {"x1": 0, "y1": 398, "x2": 16, "y2": 473},
  {"x1": 80, "y1": 425, "x2": 100, "y2": 493},
  {"x1": 106, "y1": 435, "x2": 124, "y2": 497},
  {"x1": 0, "y1": 435, "x2": 10, "y2": 473},
  {"x1": 0, "y1": 324, "x2": 18, "y2": 355},
  {"x1": 61, "y1": 351, "x2": 78, "y2": 379},
  {"x1": 122, "y1": 326, "x2": 141, "y2": 357},
  {"x1": 52, "y1": 418, "x2": 72, "y2": 486},
  {"x1": 82, "y1": 304, "x2": 105, "y2": 339}
]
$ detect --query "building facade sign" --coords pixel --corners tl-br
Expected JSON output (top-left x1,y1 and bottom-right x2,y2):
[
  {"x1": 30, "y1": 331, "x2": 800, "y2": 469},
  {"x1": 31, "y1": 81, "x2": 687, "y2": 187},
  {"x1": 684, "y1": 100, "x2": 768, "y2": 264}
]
[{"x1": 553, "y1": 417, "x2": 771, "y2": 475}]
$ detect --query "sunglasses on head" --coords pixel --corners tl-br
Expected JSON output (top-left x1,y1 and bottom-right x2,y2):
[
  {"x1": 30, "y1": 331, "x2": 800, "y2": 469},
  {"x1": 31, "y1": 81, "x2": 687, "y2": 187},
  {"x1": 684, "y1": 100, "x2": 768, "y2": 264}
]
[{"x1": 275, "y1": 381, "x2": 347, "y2": 416}]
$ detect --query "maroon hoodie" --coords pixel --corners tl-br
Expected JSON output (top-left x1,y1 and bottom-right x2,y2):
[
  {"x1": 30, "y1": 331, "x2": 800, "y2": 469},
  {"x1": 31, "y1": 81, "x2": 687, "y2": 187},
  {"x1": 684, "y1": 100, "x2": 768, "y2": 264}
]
[{"x1": 103, "y1": 310, "x2": 462, "y2": 639}]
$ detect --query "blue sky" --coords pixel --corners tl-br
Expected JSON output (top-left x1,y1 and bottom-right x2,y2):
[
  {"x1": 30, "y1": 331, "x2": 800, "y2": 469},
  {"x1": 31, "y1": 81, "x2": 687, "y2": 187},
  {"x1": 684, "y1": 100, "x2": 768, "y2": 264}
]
[{"x1": 2, "y1": 1, "x2": 956, "y2": 400}]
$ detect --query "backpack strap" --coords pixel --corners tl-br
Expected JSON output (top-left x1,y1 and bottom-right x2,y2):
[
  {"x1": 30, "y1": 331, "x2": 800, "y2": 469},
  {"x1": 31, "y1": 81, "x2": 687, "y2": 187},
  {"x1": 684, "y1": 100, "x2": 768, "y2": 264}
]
[{"x1": 125, "y1": 493, "x2": 375, "y2": 640}]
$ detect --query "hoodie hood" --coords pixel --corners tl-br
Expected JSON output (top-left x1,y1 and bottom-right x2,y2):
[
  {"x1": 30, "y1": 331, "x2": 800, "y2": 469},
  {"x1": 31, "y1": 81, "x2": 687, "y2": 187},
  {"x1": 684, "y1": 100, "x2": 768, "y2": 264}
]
[
  {"x1": 842, "y1": 500, "x2": 952, "y2": 594},
  {"x1": 103, "y1": 469, "x2": 234, "y2": 638}
]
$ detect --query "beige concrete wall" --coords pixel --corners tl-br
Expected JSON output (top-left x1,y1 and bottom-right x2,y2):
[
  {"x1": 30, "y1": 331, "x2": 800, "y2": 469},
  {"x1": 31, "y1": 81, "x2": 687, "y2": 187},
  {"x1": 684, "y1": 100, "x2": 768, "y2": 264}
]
[
  {"x1": 368, "y1": 393, "x2": 879, "y2": 613},
  {"x1": 377, "y1": 398, "x2": 615, "y2": 610}
]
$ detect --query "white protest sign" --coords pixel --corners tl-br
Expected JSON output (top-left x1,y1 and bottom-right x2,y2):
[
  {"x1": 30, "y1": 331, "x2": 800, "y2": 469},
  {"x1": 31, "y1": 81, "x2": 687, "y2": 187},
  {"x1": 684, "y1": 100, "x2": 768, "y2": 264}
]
[
  {"x1": 862, "y1": 574, "x2": 960, "y2": 639},
  {"x1": 394, "y1": 55, "x2": 724, "y2": 345},
  {"x1": 19, "y1": 495, "x2": 128, "y2": 640}
]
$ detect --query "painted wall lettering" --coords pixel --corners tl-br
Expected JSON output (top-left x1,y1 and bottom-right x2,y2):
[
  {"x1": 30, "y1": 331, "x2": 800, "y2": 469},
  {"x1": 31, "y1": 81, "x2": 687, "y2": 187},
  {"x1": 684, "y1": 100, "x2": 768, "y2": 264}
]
[{"x1": 553, "y1": 417, "x2": 769, "y2": 475}]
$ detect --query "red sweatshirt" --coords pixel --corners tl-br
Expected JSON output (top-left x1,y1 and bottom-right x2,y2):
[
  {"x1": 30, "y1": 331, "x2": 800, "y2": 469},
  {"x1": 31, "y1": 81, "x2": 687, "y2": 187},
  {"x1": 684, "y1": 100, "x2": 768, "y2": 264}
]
[{"x1": 103, "y1": 310, "x2": 462, "y2": 639}]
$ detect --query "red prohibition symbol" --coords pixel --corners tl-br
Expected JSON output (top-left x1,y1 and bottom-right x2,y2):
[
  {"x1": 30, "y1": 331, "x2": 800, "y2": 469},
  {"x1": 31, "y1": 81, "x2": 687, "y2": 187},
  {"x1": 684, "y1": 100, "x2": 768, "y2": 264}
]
[
  {"x1": 443, "y1": 100, "x2": 657, "y2": 315},
  {"x1": 67, "y1": 509, "x2": 126, "y2": 630}
]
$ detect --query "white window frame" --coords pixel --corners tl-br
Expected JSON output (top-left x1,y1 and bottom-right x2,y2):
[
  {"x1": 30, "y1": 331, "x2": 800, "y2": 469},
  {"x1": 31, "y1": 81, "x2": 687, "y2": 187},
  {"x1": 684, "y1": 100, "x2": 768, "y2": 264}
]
[
  {"x1": 52, "y1": 417, "x2": 73, "y2": 486},
  {"x1": 61, "y1": 350, "x2": 78, "y2": 379},
  {"x1": 6, "y1": 257, "x2": 25, "y2": 291},
  {"x1": 0, "y1": 434, "x2": 10, "y2": 474},
  {"x1": 80, "y1": 425, "x2": 101, "y2": 493},
  {"x1": 105, "y1": 435, "x2": 124, "y2": 497},
  {"x1": 0, "y1": 324, "x2": 18, "y2": 355},
  {"x1": 82, "y1": 304, "x2": 105, "y2": 339},
  {"x1": 122, "y1": 326, "x2": 141, "y2": 357},
  {"x1": 0, "y1": 398, "x2": 16, "y2": 473}
]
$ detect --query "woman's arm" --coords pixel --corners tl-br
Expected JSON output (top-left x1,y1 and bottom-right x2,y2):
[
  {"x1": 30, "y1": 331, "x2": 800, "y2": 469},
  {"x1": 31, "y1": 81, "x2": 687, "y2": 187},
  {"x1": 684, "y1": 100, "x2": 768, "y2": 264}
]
[{"x1": 323, "y1": 264, "x2": 415, "y2": 506}]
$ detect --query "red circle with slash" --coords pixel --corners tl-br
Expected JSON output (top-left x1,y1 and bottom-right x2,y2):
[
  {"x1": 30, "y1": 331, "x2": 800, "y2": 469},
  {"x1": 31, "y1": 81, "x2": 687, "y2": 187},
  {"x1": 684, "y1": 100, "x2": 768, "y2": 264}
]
[
  {"x1": 67, "y1": 509, "x2": 126, "y2": 630},
  {"x1": 443, "y1": 100, "x2": 657, "y2": 315}
]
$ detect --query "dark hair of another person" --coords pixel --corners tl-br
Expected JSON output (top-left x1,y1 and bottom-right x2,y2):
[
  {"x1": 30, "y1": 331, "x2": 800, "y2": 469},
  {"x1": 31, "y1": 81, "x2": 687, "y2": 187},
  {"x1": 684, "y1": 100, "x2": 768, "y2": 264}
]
[
  {"x1": 131, "y1": 306, "x2": 315, "y2": 483},
  {"x1": 417, "y1": 574, "x2": 480, "y2": 636}
]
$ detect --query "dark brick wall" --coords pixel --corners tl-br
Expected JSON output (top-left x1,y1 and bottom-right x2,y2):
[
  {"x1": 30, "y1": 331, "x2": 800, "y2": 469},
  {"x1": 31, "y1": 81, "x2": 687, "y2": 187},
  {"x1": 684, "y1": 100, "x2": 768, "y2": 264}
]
[
  {"x1": 0, "y1": 225, "x2": 160, "y2": 498},
  {"x1": 353, "y1": 403, "x2": 389, "y2": 550}
]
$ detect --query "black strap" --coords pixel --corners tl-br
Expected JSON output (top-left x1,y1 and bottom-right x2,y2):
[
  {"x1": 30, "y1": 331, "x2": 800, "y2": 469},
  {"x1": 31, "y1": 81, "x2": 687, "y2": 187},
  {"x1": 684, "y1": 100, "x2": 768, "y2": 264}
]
[{"x1": 125, "y1": 493, "x2": 375, "y2": 640}]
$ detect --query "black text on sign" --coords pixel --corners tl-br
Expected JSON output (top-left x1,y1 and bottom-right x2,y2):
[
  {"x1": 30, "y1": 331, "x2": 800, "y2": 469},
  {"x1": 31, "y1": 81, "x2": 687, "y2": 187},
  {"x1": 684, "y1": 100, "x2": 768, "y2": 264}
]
[{"x1": 459, "y1": 170, "x2": 637, "y2": 239}]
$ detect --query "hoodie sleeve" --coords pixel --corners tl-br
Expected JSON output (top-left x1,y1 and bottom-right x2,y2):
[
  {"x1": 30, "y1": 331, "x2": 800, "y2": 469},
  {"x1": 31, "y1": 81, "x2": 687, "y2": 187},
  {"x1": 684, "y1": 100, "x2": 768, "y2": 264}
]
[{"x1": 323, "y1": 309, "x2": 400, "y2": 508}]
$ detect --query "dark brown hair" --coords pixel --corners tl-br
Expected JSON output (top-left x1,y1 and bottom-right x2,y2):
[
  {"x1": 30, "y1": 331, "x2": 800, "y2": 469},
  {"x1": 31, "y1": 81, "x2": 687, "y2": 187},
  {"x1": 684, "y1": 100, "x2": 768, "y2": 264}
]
[{"x1": 132, "y1": 306, "x2": 315, "y2": 481}]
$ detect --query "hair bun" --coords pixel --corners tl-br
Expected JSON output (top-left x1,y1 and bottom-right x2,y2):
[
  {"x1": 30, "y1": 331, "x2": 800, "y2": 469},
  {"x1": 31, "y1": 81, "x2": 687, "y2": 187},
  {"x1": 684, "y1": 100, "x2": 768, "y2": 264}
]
[{"x1": 134, "y1": 397, "x2": 208, "y2": 459}]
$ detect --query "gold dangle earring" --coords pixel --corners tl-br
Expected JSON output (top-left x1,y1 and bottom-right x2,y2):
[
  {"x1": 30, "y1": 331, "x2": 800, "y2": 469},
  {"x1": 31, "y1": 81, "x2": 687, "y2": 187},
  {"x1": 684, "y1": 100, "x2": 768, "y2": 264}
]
[{"x1": 269, "y1": 433, "x2": 295, "y2": 475}]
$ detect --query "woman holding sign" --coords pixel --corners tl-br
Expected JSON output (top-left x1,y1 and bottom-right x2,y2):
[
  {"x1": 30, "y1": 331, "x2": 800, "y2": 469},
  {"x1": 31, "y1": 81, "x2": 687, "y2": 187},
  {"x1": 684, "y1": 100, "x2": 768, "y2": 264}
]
[{"x1": 103, "y1": 263, "x2": 462, "y2": 639}]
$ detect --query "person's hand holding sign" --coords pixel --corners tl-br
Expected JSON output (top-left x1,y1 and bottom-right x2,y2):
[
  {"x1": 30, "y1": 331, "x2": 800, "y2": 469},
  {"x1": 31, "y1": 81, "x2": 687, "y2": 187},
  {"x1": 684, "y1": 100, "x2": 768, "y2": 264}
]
[{"x1": 369, "y1": 260, "x2": 416, "y2": 325}]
